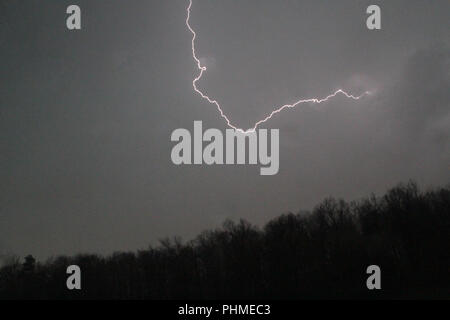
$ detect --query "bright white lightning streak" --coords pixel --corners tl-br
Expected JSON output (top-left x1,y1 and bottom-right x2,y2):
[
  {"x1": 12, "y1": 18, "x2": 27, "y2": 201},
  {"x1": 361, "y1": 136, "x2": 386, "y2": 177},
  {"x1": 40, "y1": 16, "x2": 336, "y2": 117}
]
[{"x1": 186, "y1": 0, "x2": 371, "y2": 134}]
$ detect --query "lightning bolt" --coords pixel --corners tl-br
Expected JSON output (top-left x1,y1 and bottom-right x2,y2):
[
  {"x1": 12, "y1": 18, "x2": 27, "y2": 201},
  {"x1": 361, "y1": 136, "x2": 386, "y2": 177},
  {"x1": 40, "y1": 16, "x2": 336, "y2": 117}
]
[{"x1": 186, "y1": 0, "x2": 371, "y2": 134}]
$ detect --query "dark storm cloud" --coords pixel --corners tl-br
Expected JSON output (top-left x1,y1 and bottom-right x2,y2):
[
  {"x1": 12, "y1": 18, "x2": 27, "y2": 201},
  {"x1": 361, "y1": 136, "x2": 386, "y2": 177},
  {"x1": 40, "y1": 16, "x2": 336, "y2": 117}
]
[{"x1": 0, "y1": 0, "x2": 449, "y2": 259}]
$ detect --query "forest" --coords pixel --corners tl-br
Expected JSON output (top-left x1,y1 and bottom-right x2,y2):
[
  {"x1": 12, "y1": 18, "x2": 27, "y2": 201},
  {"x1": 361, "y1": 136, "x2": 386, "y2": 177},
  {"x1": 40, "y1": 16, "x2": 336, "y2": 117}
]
[{"x1": 1, "y1": 181, "x2": 449, "y2": 299}]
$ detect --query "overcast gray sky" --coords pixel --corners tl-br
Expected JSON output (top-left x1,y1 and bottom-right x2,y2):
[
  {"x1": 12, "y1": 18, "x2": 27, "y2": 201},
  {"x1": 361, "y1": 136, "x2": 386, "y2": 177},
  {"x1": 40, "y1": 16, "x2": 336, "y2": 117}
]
[{"x1": 1, "y1": 0, "x2": 449, "y2": 260}]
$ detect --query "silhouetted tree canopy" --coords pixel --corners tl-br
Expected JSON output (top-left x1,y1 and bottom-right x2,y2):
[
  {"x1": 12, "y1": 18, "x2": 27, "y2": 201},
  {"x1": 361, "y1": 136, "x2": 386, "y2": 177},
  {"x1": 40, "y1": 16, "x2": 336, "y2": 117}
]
[{"x1": 1, "y1": 182, "x2": 449, "y2": 299}]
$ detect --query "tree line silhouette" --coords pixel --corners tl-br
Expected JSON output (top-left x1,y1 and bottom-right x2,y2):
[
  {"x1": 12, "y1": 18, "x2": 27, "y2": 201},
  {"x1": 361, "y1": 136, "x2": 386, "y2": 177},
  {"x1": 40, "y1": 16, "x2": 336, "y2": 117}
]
[{"x1": 1, "y1": 181, "x2": 449, "y2": 299}]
